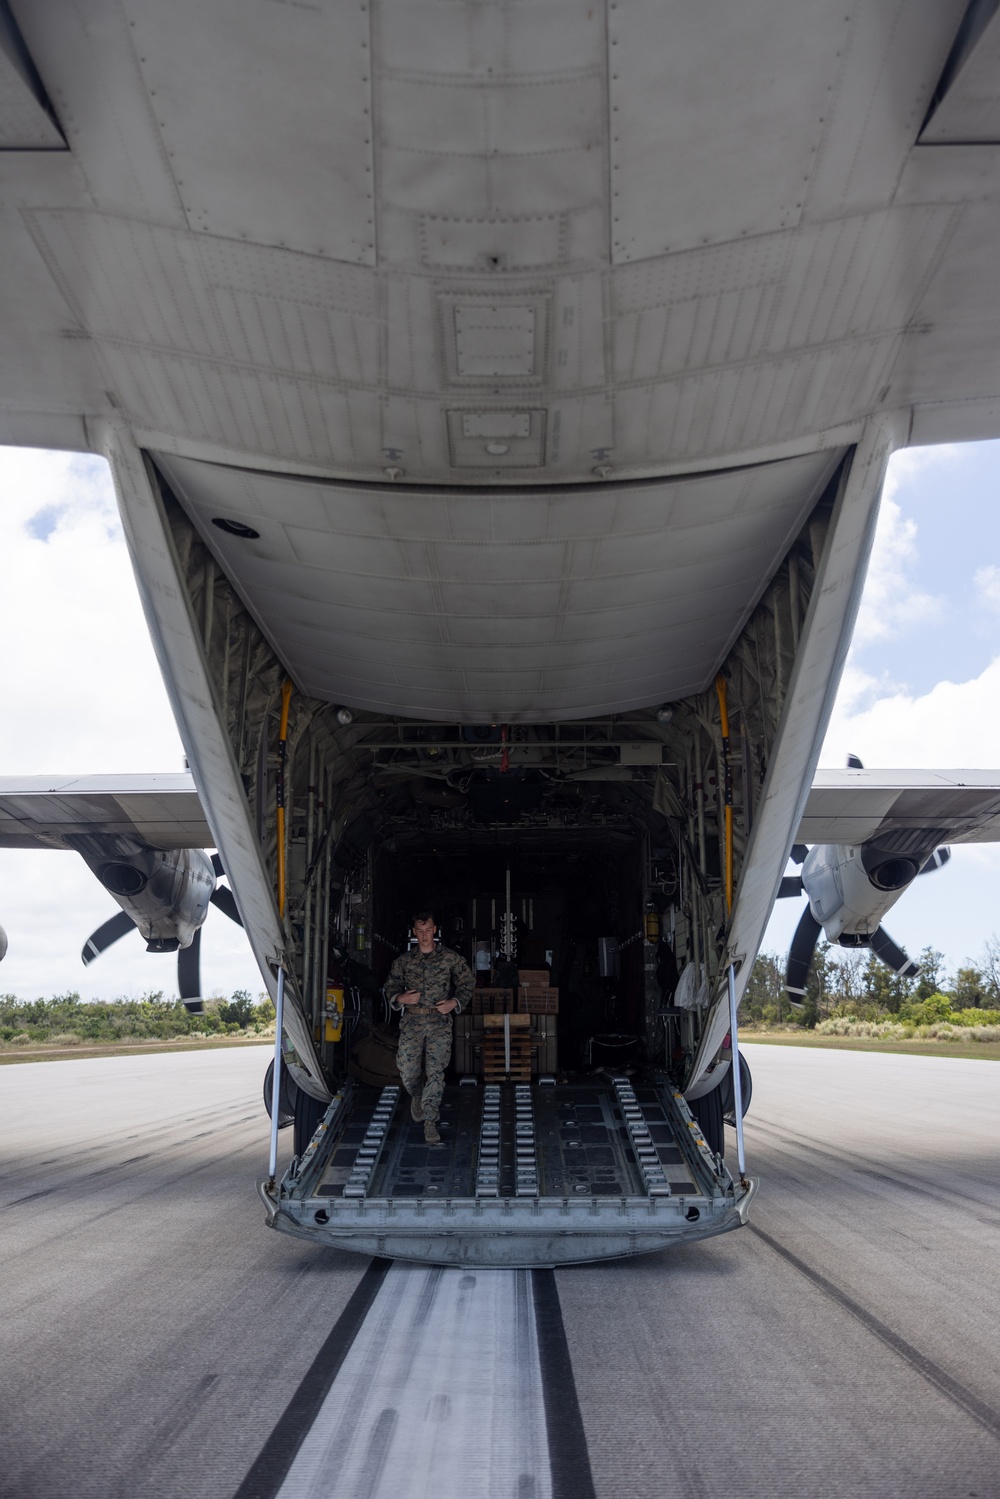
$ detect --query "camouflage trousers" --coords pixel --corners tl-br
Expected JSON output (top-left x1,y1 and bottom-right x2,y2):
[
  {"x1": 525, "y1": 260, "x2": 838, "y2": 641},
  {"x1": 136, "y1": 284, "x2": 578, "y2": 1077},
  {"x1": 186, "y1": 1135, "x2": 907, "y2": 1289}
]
[{"x1": 396, "y1": 1014, "x2": 453, "y2": 1122}]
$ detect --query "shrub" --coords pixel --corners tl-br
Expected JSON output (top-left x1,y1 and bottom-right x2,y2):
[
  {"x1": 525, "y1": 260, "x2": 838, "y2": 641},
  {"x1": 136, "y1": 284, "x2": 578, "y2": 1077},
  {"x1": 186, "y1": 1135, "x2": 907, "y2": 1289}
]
[
  {"x1": 217, "y1": 990, "x2": 256, "y2": 1027},
  {"x1": 816, "y1": 1018, "x2": 909, "y2": 1039},
  {"x1": 899, "y1": 993, "x2": 953, "y2": 1026}
]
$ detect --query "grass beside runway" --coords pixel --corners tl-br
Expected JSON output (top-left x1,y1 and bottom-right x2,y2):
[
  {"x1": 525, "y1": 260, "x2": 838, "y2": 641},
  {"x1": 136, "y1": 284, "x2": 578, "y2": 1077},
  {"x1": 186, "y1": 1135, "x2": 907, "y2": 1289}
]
[
  {"x1": 9, "y1": 1030, "x2": 1000, "y2": 1066},
  {"x1": 741, "y1": 1030, "x2": 1000, "y2": 1061},
  {"x1": 0, "y1": 1034, "x2": 273, "y2": 1065}
]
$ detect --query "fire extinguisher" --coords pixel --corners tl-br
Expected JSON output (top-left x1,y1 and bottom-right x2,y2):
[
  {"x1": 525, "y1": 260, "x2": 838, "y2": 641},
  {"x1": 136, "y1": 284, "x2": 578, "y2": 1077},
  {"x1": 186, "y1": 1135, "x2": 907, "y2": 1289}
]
[
  {"x1": 354, "y1": 916, "x2": 367, "y2": 952},
  {"x1": 644, "y1": 902, "x2": 661, "y2": 942}
]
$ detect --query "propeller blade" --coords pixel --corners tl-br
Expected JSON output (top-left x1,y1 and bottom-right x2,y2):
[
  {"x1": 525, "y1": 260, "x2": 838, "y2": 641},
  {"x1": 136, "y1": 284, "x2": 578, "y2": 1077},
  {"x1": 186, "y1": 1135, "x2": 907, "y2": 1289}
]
[
  {"x1": 777, "y1": 875, "x2": 804, "y2": 899},
  {"x1": 918, "y1": 847, "x2": 951, "y2": 876},
  {"x1": 177, "y1": 926, "x2": 203, "y2": 1012},
  {"x1": 209, "y1": 885, "x2": 243, "y2": 926},
  {"x1": 211, "y1": 853, "x2": 225, "y2": 878},
  {"x1": 82, "y1": 909, "x2": 136, "y2": 966},
  {"x1": 870, "y1": 926, "x2": 921, "y2": 978},
  {"x1": 789, "y1": 844, "x2": 808, "y2": 865},
  {"x1": 785, "y1": 906, "x2": 822, "y2": 1007},
  {"x1": 847, "y1": 753, "x2": 864, "y2": 769}
]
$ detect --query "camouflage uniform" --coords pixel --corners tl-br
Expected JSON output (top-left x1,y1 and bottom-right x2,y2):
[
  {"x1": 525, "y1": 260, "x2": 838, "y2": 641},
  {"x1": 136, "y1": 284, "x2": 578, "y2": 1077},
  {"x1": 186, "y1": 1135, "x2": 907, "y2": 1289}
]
[{"x1": 384, "y1": 946, "x2": 474, "y2": 1123}]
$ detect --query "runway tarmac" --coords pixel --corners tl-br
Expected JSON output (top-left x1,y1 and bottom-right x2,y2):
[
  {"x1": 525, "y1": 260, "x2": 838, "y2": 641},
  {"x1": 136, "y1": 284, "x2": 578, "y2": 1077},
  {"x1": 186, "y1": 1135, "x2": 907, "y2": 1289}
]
[{"x1": 2, "y1": 1042, "x2": 999, "y2": 1499}]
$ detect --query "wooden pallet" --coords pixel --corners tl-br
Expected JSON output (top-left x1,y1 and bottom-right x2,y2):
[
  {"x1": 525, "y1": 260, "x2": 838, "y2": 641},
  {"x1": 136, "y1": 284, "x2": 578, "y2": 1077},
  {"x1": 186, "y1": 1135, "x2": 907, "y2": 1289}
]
[
  {"x1": 481, "y1": 1013, "x2": 532, "y2": 1080},
  {"x1": 481, "y1": 1047, "x2": 531, "y2": 1082}
]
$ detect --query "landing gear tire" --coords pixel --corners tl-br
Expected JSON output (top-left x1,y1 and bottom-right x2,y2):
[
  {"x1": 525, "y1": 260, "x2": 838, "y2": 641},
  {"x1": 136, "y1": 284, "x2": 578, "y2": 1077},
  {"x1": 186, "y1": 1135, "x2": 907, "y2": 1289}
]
[
  {"x1": 720, "y1": 1053, "x2": 753, "y2": 1127},
  {"x1": 293, "y1": 1084, "x2": 326, "y2": 1158},
  {"x1": 688, "y1": 1082, "x2": 725, "y2": 1157},
  {"x1": 263, "y1": 1058, "x2": 297, "y2": 1129}
]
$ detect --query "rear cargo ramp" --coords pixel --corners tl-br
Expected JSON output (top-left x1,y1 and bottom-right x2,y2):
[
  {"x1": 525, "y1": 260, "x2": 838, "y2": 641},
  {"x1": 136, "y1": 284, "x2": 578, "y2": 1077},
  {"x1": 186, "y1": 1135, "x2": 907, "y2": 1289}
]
[{"x1": 259, "y1": 1077, "x2": 755, "y2": 1265}]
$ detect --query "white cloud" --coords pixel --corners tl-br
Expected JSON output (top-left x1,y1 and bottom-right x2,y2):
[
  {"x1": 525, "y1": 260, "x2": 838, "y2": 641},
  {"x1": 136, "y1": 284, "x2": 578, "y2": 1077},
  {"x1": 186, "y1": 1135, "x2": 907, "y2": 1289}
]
[
  {"x1": 974, "y1": 564, "x2": 1000, "y2": 613},
  {"x1": 0, "y1": 448, "x2": 184, "y2": 774},
  {"x1": 0, "y1": 447, "x2": 260, "y2": 1001},
  {"x1": 820, "y1": 652, "x2": 1000, "y2": 769},
  {"x1": 850, "y1": 449, "x2": 944, "y2": 651}
]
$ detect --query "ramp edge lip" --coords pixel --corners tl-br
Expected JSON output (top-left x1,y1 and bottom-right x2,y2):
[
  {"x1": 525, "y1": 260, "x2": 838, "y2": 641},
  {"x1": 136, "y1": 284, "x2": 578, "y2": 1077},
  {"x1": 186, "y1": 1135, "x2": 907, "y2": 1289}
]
[{"x1": 255, "y1": 1176, "x2": 755, "y2": 1265}]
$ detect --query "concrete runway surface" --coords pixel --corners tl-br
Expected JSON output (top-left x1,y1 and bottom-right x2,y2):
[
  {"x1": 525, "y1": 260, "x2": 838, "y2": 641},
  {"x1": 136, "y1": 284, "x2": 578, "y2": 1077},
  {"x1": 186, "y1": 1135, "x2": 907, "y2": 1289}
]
[{"x1": 2, "y1": 1043, "x2": 999, "y2": 1499}]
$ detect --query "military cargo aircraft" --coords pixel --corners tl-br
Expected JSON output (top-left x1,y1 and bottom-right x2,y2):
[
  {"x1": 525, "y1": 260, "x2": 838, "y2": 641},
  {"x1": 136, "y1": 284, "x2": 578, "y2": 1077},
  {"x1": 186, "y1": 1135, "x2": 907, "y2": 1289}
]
[{"x1": 3, "y1": 0, "x2": 1000, "y2": 1262}]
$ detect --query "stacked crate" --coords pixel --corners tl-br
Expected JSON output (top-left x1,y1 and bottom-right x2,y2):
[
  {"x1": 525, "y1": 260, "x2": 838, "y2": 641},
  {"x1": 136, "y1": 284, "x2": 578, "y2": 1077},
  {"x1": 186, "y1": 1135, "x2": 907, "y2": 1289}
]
[
  {"x1": 517, "y1": 969, "x2": 559, "y2": 1014},
  {"x1": 471, "y1": 986, "x2": 515, "y2": 1015},
  {"x1": 454, "y1": 978, "x2": 560, "y2": 1076},
  {"x1": 518, "y1": 969, "x2": 559, "y2": 1073}
]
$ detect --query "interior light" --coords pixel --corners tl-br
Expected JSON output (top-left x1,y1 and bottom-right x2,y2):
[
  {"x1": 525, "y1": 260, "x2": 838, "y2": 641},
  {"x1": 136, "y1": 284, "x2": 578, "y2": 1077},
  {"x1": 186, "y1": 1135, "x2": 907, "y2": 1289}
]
[
  {"x1": 211, "y1": 517, "x2": 260, "y2": 539},
  {"x1": 336, "y1": 707, "x2": 355, "y2": 727}
]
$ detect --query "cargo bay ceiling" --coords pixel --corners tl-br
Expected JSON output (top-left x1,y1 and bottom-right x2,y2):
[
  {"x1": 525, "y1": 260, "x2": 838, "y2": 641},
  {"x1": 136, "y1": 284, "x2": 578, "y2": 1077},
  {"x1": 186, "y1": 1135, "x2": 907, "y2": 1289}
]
[{"x1": 3, "y1": 1, "x2": 1000, "y2": 718}]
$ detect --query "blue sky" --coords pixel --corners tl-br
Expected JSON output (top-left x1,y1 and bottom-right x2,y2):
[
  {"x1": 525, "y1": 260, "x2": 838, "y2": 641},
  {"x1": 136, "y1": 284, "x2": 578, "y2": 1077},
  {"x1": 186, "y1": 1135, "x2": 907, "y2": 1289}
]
[
  {"x1": 0, "y1": 441, "x2": 998, "y2": 1000},
  {"x1": 763, "y1": 440, "x2": 1000, "y2": 973}
]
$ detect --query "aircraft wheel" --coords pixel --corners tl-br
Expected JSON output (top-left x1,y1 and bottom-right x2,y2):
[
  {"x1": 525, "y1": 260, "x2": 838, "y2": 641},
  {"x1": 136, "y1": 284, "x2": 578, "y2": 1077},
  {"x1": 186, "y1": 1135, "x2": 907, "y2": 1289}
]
[
  {"x1": 293, "y1": 1085, "x2": 326, "y2": 1158},
  {"x1": 262, "y1": 1058, "x2": 297, "y2": 1128},
  {"x1": 688, "y1": 1082, "x2": 725, "y2": 1157},
  {"x1": 720, "y1": 1053, "x2": 753, "y2": 1126}
]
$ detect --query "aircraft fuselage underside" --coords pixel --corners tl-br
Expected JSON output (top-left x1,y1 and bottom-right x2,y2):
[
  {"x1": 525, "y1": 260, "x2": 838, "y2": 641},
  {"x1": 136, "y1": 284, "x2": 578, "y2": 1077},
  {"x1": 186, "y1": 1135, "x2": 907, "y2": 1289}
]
[{"x1": 259, "y1": 1077, "x2": 754, "y2": 1266}]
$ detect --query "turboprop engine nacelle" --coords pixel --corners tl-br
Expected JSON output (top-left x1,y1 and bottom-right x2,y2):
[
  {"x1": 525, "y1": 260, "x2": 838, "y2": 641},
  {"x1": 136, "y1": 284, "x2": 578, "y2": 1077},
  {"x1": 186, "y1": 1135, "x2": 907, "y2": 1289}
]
[
  {"x1": 801, "y1": 841, "x2": 922, "y2": 942},
  {"x1": 74, "y1": 838, "x2": 215, "y2": 952}
]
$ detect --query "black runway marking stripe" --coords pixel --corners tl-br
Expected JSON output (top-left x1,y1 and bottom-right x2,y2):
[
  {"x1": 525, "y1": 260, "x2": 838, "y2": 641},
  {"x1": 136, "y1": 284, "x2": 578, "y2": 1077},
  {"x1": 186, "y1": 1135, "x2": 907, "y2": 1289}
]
[
  {"x1": 532, "y1": 1269, "x2": 598, "y2": 1499},
  {"x1": 750, "y1": 1224, "x2": 1000, "y2": 1441},
  {"x1": 232, "y1": 1257, "x2": 392, "y2": 1499}
]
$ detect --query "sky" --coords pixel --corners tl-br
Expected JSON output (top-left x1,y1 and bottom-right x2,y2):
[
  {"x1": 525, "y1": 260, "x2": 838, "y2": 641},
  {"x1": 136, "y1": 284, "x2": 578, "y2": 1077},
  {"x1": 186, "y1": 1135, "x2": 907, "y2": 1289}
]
[
  {"x1": 0, "y1": 440, "x2": 999, "y2": 1001},
  {"x1": 762, "y1": 439, "x2": 1000, "y2": 971},
  {"x1": 0, "y1": 447, "x2": 262, "y2": 1002}
]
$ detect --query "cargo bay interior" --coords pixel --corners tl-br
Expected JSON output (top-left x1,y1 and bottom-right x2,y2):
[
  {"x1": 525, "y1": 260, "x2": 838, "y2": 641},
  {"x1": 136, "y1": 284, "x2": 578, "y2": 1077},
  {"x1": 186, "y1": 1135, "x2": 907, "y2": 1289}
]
[
  {"x1": 367, "y1": 818, "x2": 654, "y2": 1075},
  {"x1": 150, "y1": 449, "x2": 844, "y2": 1207}
]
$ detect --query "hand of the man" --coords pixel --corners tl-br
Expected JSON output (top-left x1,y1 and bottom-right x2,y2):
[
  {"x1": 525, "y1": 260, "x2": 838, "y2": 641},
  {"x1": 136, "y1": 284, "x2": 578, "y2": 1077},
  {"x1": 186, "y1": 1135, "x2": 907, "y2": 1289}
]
[
  {"x1": 435, "y1": 998, "x2": 458, "y2": 1015},
  {"x1": 398, "y1": 989, "x2": 421, "y2": 1006}
]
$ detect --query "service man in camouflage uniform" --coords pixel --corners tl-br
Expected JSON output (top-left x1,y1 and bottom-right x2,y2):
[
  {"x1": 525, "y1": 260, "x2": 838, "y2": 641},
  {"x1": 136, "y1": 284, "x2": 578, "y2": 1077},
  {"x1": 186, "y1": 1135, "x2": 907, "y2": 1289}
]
[{"x1": 385, "y1": 910, "x2": 474, "y2": 1145}]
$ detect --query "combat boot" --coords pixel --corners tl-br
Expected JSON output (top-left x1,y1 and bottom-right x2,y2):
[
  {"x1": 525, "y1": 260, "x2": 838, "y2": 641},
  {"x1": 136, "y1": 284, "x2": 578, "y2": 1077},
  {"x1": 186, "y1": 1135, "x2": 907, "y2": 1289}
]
[
  {"x1": 410, "y1": 1093, "x2": 424, "y2": 1122},
  {"x1": 423, "y1": 1120, "x2": 441, "y2": 1145}
]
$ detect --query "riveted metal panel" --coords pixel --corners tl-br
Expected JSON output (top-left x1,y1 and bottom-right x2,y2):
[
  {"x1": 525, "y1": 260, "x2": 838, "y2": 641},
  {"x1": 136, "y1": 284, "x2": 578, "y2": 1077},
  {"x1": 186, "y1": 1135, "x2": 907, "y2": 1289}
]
[
  {"x1": 607, "y1": 1, "x2": 846, "y2": 262},
  {"x1": 124, "y1": 0, "x2": 376, "y2": 262}
]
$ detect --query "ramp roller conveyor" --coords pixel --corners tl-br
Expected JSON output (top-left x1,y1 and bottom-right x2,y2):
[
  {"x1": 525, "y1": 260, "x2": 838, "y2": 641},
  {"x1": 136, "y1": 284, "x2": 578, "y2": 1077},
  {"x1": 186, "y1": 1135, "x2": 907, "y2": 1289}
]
[
  {"x1": 612, "y1": 1077, "x2": 671, "y2": 1196},
  {"x1": 514, "y1": 1083, "x2": 538, "y2": 1197},
  {"x1": 475, "y1": 1084, "x2": 501, "y2": 1197},
  {"x1": 342, "y1": 1085, "x2": 399, "y2": 1198}
]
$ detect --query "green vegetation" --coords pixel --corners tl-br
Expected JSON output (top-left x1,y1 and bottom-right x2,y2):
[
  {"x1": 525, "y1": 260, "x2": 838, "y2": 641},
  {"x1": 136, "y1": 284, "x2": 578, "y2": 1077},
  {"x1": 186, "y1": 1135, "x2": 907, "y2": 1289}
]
[
  {"x1": 0, "y1": 989, "x2": 275, "y2": 1049},
  {"x1": 742, "y1": 936, "x2": 1000, "y2": 1045}
]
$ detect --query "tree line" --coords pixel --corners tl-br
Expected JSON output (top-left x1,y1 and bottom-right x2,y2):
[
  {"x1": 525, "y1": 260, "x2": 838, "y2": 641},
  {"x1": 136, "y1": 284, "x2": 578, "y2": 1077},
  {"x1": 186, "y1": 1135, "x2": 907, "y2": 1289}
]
[
  {"x1": 0, "y1": 990, "x2": 274, "y2": 1046},
  {"x1": 742, "y1": 937, "x2": 1000, "y2": 1028}
]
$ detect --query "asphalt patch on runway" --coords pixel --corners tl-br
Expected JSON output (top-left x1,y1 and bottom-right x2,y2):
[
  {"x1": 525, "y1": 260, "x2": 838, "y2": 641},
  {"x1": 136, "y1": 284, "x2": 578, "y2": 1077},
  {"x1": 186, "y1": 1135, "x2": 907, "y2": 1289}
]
[
  {"x1": 232, "y1": 1257, "x2": 392, "y2": 1498},
  {"x1": 750, "y1": 1224, "x2": 1000, "y2": 1442},
  {"x1": 232, "y1": 1259, "x2": 597, "y2": 1499}
]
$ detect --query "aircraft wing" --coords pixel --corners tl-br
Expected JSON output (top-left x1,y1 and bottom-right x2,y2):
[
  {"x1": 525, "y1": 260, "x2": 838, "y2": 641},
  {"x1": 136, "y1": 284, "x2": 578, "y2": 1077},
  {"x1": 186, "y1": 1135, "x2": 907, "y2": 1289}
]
[
  {"x1": 6, "y1": 767, "x2": 1000, "y2": 857},
  {"x1": 0, "y1": 774, "x2": 212, "y2": 851},
  {"x1": 797, "y1": 770, "x2": 1000, "y2": 846}
]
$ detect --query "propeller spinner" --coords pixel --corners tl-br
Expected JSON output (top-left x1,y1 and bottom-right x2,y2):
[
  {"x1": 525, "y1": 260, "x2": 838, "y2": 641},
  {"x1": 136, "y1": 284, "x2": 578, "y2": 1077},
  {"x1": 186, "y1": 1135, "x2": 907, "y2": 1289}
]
[
  {"x1": 81, "y1": 850, "x2": 242, "y2": 1012},
  {"x1": 779, "y1": 753, "x2": 944, "y2": 1005}
]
